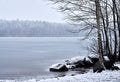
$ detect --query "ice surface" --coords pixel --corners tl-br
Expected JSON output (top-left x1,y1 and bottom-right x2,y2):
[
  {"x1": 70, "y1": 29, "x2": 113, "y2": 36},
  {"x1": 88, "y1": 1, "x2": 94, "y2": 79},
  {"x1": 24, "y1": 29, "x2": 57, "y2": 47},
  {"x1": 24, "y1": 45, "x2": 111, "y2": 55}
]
[{"x1": 0, "y1": 37, "x2": 89, "y2": 79}]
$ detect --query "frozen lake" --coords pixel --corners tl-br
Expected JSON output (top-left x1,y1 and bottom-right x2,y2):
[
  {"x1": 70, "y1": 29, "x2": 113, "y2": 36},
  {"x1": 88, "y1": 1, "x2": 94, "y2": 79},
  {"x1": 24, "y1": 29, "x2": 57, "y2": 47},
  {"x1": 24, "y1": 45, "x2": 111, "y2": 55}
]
[{"x1": 0, "y1": 37, "x2": 89, "y2": 80}]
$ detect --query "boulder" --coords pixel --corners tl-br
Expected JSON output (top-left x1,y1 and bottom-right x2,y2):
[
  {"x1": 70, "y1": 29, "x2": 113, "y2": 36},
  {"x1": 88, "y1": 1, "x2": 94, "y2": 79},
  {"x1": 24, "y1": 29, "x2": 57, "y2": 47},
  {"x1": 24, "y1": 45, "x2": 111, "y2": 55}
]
[
  {"x1": 65, "y1": 56, "x2": 85, "y2": 68},
  {"x1": 104, "y1": 56, "x2": 113, "y2": 69},
  {"x1": 111, "y1": 66, "x2": 120, "y2": 70},
  {"x1": 93, "y1": 61, "x2": 105, "y2": 73},
  {"x1": 104, "y1": 61, "x2": 113, "y2": 69},
  {"x1": 93, "y1": 56, "x2": 113, "y2": 72},
  {"x1": 65, "y1": 55, "x2": 99, "y2": 68},
  {"x1": 83, "y1": 57, "x2": 93, "y2": 67},
  {"x1": 49, "y1": 63, "x2": 68, "y2": 72},
  {"x1": 74, "y1": 59, "x2": 85, "y2": 68},
  {"x1": 88, "y1": 55, "x2": 99, "y2": 64}
]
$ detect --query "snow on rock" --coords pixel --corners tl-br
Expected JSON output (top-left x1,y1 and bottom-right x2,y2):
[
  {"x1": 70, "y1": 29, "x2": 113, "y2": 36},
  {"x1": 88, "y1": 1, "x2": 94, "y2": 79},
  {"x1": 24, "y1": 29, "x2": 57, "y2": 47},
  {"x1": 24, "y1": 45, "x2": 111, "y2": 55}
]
[
  {"x1": 88, "y1": 54, "x2": 99, "y2": 59},
  {"x1": 1, "y1": 70, "x2": 120, "y2": 82},
  {"x1": 64, "y1": 56, "x2": 86, "y2": 68},
  {"x1": 115, "y1": 62, "x2": 120, "y2": 68},
  {"x1": 88, "y1": 55, "x2": 99, "y2": 64},
  {"x1": 64, "y1": 55, "x2": 99, "y2": 69},
  {"x1": 49, "y1": 55, "x2": 99, "y2": 72},
  {"x1": 49, "y1": 55, "x2": 98, "y2": 72},
  {"x1": 104, "y1": 56, "x2": 110, "y2": 61},
  {"x1": 112, "y1": 62, "x2": 120, "y2": 70},
  {"x1": 85, "y1": 57, "x2": 93, "y2": 63},
  {"x1": 65, "y1": 56, "x2": 85, "y2": 64},
  {"x1": 49, "y1": 63, "x2": 68, "y2": 72}
]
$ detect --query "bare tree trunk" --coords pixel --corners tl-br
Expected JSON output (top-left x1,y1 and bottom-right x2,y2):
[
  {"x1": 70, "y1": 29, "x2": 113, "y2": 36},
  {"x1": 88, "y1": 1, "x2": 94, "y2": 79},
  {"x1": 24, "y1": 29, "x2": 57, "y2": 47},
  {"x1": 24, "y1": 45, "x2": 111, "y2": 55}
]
[
  {"x1": 116, "y1": 0, "x2": 120, "y2": 61},
  {"x1": 95, "y1": 0, "x2": 105, "y2": 68},
  {"x1": 113, "y1": 0, "x2": 120, "y2": 61},
  {"x1": 117, "y1": 16, "x2": 120, "y2": 61},
  {"x1": 100, "y1": 0, "x2": 111, "y2": 59},
  {"x1": 112, "y1": 0, "x2": 117, "y2": 62}
]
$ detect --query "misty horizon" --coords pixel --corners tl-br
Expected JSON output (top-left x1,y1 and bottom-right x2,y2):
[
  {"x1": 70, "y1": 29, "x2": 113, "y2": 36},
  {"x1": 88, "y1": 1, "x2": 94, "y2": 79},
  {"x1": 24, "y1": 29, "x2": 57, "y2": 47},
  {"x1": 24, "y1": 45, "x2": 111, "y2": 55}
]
[{"x1": 0, "y1": 0, "x2": 64, "y2": 23}]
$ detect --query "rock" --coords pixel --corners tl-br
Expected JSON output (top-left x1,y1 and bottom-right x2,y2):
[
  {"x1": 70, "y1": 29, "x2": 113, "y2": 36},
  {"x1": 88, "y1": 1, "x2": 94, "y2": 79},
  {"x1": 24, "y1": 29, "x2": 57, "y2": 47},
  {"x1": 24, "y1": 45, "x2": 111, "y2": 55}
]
[
  {"x1": 49, "y1": 63, "x2": 68, "y2": 72},
  {"x1": 74, "y1": 59, "x2": 85, "y2": 68},
  {"x1": 72, "y1": 68, "x2": 90, "y2": 74},
  {"x1": 71, "y1": 56, "x2": 95, "y2": 68},
  {"x1": 83, "y1": 57, "x2": 93, "y2": 67},
  {"x1": 65, "y1": 56, "x2": 86, "y2": 68},
  {"x1": 65, "y1": 55, "x2": 99, "y2": 68},
  {"x1": 93, "y1": 61, "x2": 105, "y2": 73},
  {"x1": 104, "y1": 56, "x2": 113, "y2": 69},
  {"x1": 104, "y1": 60, "x2": 113, "y2": 69},
  {"x1": 111, "y1": 66, "x2": 120, "y2": 70},
  {"x1": 67, "y1": 56, "x2": 85, "y2": 64},
  {"x1": 88, "y1": 55, "x2": 99, "y2": 64},
  {"x1": 93, "y1": 56, "x2": 113, "y2": 72}
]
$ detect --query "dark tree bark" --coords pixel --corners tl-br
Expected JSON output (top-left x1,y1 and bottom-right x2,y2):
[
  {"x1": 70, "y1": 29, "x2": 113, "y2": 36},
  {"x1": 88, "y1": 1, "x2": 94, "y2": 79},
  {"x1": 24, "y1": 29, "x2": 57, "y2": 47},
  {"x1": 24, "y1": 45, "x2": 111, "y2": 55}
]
[
  {"x1": 95, "y1": 0, "x2": 105, "y2": 69},
  {"x1": 112, "y1": 0, "x2": 117, "y2": 62}
]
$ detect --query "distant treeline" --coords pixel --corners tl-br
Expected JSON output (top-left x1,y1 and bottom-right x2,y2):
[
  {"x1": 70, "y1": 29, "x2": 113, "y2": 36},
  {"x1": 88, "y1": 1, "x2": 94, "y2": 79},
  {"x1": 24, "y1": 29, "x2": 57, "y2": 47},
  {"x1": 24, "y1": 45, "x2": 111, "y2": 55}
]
[{"x1": 0, "y1": 20, "x2": 83, "y2": 37}]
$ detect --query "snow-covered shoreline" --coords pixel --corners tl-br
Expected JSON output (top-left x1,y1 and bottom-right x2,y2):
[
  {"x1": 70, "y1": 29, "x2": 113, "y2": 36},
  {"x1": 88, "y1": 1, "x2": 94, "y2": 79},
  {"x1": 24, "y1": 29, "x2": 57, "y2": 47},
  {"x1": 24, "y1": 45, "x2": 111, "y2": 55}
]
[
  {"x1": 1, "y1": 70, "x2": 120, "y2": 82},
  {"x1": 1, "y1": 57, "x2": 120, "y2": 82}
]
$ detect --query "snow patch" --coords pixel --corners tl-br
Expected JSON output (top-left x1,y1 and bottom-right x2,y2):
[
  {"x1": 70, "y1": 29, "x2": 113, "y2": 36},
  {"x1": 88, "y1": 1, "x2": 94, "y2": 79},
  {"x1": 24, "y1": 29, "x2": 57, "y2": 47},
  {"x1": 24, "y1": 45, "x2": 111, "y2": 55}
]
[
  {"x1": 104, "y1": 56, "x2": 110, "y2": 61},
  {"x1": 85, "y1": 57, "x2": 93, "y2": 63},
  {"x1": 50, "y1": 63, "x2": 65, "y2": 70},
  {"x1": 65, "y1": 56, "x2": 85, "y2": 64}
]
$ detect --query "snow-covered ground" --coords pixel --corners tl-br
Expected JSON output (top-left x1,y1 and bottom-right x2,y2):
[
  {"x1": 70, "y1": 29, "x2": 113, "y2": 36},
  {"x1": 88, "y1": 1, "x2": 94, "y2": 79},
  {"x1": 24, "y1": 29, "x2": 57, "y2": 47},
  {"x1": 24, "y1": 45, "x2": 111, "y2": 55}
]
[
  {"x1": 1, "y1": 63, "x2": 120, "y2": 82},
  {"x1": 1, "y1": 70, "x2": 120, "y2": 82}
]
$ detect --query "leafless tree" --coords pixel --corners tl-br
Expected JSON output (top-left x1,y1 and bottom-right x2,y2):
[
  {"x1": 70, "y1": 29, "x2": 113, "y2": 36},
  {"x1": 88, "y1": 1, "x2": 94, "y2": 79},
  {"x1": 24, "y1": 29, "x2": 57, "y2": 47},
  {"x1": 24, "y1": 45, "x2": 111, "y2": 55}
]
[{"x1": 49, "y1": 0, "x2": 120, "y2": 69}]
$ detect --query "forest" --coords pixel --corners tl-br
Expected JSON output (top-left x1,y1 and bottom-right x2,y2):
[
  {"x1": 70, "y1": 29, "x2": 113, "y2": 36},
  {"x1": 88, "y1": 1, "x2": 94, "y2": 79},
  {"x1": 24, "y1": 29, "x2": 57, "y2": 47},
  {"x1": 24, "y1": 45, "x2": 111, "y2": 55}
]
[{"x1": 0, "y1": 20, "x2": 82, "y2": 37}]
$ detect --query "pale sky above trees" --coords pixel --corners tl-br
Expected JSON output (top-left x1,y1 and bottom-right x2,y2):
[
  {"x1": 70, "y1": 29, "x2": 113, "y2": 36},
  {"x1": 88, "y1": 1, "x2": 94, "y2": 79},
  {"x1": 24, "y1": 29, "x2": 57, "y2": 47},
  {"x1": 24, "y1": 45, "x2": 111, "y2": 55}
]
[{"x1": 0, "y1": 0, "x2": 64, "y2": 23}]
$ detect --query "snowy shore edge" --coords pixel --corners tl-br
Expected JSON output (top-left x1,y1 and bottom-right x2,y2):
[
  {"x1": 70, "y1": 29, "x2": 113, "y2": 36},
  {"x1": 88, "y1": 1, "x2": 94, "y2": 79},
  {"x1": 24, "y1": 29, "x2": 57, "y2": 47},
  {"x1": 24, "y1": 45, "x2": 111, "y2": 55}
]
[
  {"x1": 1, "y1": 59, "x2": 120, "y2": 82},
  {"x1": 1, "y1": 70, "x2": 120, "y2": 82}
]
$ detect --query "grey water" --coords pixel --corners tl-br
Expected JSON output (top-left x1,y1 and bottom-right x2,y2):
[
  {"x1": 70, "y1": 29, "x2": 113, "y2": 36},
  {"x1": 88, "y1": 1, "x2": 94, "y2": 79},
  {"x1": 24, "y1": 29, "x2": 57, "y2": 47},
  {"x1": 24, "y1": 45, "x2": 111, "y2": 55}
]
[{"x1": 0, "y1": 37, "x2": 89, "y2": 80}]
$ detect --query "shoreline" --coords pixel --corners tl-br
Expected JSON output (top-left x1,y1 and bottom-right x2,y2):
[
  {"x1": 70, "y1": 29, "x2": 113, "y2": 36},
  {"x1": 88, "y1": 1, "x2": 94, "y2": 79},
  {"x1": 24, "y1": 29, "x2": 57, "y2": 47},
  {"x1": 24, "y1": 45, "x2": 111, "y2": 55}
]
[{"x1": 0, "y1": 69, "x2": 120, "y2": 82}]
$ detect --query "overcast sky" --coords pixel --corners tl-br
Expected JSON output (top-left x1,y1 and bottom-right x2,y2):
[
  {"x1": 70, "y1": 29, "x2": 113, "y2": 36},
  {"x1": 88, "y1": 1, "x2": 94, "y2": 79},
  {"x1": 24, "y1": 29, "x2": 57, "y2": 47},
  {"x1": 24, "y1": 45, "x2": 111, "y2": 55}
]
[{"x1": 0, "y1": 0, "x2": 64, "y2": 23}]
